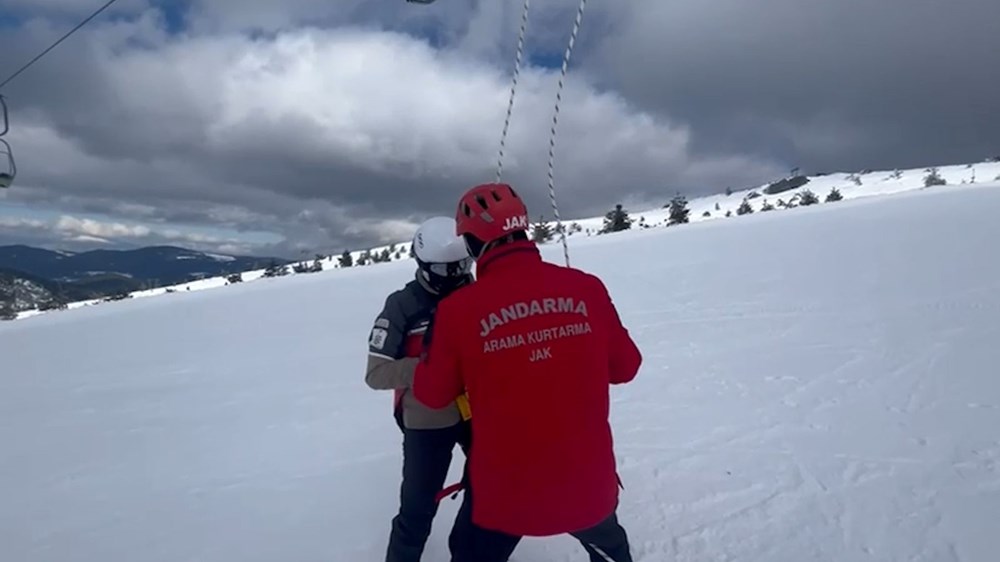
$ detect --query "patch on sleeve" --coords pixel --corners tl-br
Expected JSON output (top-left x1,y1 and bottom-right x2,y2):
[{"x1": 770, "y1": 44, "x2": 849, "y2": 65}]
[
  {"x1": 369, "y1": 327, "x2": 389, "y2": 350},
  {"x1": 374, "y1": 317, "x2": 391, "y2": 329}
]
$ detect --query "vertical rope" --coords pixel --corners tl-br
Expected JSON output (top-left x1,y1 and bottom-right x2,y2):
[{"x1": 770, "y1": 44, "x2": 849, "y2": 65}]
[
  {"x1": 546, "y1": 0, "x2": 589, "y2": 267},
  {"x1": 495, "y1": 0, "x2": 532, "y2": 184}
]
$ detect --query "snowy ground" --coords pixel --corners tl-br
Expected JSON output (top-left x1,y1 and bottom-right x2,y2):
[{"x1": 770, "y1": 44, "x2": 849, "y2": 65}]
[
  {"x1": 13, "y1": 159, "x2": 1000, "y2": 321},
  {"x1": 2, "y1": 184, "x2": 999, "y2": 561},
  {"x1": 571, "y1": 159, "x2": 1000, "y2": 233}
]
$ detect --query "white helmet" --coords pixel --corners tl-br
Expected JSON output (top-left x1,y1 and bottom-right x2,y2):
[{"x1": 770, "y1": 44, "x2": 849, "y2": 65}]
[{"x1": 412, "y1": 216, "x2": 473, "y2": 293}]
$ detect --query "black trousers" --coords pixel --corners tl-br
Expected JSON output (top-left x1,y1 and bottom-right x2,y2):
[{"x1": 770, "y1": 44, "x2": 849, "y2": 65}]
[
  {"x1": 385, "y1": 421, "x2": 471, "y2": 562},
  {"x1": 448, "y1": 482, "x2": 634, "y2": 562}
]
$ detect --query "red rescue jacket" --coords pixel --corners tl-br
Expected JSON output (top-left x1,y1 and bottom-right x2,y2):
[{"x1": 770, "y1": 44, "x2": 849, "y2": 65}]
[{"x1": 412, "y1": 240, "x2": 642, "y2": 536}]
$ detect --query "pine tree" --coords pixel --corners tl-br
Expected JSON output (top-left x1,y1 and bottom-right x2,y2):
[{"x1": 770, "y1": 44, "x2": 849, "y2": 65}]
[
  {"x1": 760, "y1": 199, "x2": 775, "y2": 212},
  {"x1": 924, "y1": 167, "x2": 946, "y2": 186},
  {"x1": 531, "y1": 215, "x2": 554, "y2": 243},
  {"x1": 339, "y1": 250, "x2": 353, "y2": 267},
  {"x1": 799, "y1": 189, "x2": 820, "y2": 206},
  {"x1": 600, "y1": 204, "x2": 633, "y2": 233},
  {"x1": 667, "y1": 194, "x2": 690, "y2": 225},
  {"x1": 825, "y1": 187, "x2": 844, "y2": 202},
  {"x1": 737, "y1": 199, "x2": 754, "y2": 215},
  {"x1": 263, "y1": 262, "x2": 290, "y2": 277}
]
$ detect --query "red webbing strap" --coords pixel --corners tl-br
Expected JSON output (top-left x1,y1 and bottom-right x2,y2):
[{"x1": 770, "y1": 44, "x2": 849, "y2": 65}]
[{"x1": 435, "y1": 481, "x2": 464, "y2": 503}]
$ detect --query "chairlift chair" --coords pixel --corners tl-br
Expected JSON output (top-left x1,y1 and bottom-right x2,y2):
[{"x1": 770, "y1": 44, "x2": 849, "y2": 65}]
[
  {"x1": 0, "y1": 139, "x2": 14, "y2": 188},
  {"x1": 0, "y1": 94, "x2": 8, "y2": 137},
  {"x1": 0, "y1": 95, "x2": 15, "y2": 188}
]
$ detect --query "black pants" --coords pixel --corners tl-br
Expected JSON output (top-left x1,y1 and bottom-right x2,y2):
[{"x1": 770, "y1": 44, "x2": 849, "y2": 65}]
[
  {"x1": 448, "y1": 482, "x2": 634, "y2": 562},
  {"x1": 385, "y1": 421, "x2": 471, "y2": 562}
]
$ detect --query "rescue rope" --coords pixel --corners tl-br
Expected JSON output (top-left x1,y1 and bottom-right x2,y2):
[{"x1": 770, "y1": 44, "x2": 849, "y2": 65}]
[
  {"x1": 491, "y1": 0, "x2": 588, "y2": 267},
  {"x1": 545, "y1": 0, "x2": 589, "y2": 267},
  {"x1": 495, "y1": 0, "x2": 532, "y2": 184}
]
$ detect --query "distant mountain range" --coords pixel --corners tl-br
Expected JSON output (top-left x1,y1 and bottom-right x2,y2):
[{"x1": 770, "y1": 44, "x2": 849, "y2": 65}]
[{"x1": 0, "y1": 245, "x2": 290, "y2": 309}]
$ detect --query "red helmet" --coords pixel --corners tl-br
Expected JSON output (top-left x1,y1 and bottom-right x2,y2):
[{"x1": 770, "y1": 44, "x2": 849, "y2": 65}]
[{"x1": 455, "y1": 183, "x2": 530, "y2": 245}]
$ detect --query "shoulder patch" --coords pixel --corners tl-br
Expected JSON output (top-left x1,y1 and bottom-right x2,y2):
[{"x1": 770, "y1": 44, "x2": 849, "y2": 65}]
[
  {"x1": 373, "y1": 317, "x2": 391, "y2": 329},
  {"x1": 369, "y1": 327, "x2": 389, "y2": 349}
]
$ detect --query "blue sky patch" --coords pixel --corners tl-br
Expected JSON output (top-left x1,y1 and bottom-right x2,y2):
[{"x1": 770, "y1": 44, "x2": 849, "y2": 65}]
[
  {"x1": 150, "y1": 0, "x2": 191, "y2": 35},
  {"x1": 528, "y1": 50, "x2": 567, "y2": 71}
]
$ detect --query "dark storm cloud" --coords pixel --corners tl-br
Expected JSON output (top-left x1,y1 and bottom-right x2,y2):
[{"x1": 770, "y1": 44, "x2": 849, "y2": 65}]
[
  {"x1": 5, "y1": 1, "x2": 840, "y2": 256},
  {"x1": 590, "y1": 0, "x2": 1000, "y2": 174},
  {"x1": 0, "y1": 13, "x2": 446, "y2": 254}
]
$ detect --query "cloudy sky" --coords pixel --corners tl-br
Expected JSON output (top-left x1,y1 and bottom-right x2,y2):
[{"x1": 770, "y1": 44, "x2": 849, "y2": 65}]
[{"x1": 0, "y1": 0, "x2": 997, "y2": 258}]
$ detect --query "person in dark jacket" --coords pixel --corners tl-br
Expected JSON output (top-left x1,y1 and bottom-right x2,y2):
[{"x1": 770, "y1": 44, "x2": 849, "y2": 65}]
[
  {"x1": 412, "y1": 183, "x2": 642, "y2": 562},
  {"x1": 366, "y1": 216, "x2": 474, "y2": 562}
]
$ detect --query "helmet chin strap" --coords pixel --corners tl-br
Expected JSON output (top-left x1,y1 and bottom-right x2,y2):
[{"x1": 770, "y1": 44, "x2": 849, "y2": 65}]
[
  {"x1": 465, "y1": 231, "x2": 528, "y2": 262},
  {"x1": 417, "y1": 266, "x2": 470, "y2": 296},
  {"x1": 463, "y1": 234, "x2": 486, "y2": 261}
]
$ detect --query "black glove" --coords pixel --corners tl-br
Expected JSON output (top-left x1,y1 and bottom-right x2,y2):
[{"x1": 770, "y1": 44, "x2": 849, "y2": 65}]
[
  {"x1": 422, "y1": 274, "x2": 470, "y2": 357},
  {"x1": 420, "y1": 307, "x2": 437, "y2": 360}
]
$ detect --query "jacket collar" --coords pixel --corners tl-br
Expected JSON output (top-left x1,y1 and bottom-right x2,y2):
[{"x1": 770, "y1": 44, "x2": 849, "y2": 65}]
[
  {"x1": 475, "y1": 239, "x2": 542, "y2": 277},
  {"x1": 414, "y1": 270, "x2": 439, "y2": 296},
  {"x1": 413, "y1": 269, "x2": 474, "y2": 298}
]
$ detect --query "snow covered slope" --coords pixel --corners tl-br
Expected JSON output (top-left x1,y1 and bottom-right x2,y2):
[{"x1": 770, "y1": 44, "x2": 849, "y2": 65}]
[
  {"x1": 9, "y1": 159, "x2": 1000, "y2": 320},
  {"x1": 565, "y1": 159, "x2": 1000, "y2": 233},
  {"x1": 2, "y1": 185, "x2": 998, "y2": 561}
]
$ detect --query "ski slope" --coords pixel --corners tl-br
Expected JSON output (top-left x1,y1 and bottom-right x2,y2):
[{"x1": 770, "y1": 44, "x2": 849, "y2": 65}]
[
  {"x1": 568, "y1": 160, "x2": 1000, "y2": 233},
  {"x1": 2, "y1": 184, "x2": 999, "y2": 561},
  {"x1": 12, "y1": 159, "x2": 1000, "y2": 321}
]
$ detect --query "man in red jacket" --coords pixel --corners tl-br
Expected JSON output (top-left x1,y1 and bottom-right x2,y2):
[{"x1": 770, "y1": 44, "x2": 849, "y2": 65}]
[{"x1": 412, "y1": 183, "x2": 642, "y2": 562}]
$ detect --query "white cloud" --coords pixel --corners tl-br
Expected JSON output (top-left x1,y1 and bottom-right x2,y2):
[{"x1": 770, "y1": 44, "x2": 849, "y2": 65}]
[
  {"x1": 1, "y1": 4, "x2": 788, "y2": 256},
  {"x1": 55, "y1": 215, "x2": 152, "y2": 238},
  {"x1": 344, "y1": 217, "x2": 422, "y2": 246},
  {"x1": 4, "y1": 214, "x2": 242, "y2": 251},
  {"x1": 93, "y1": 24, "x2": 781, "y2": 202},
  {"x1": 0, "y1": 215, "x2": 46, "y2": 229},
  {"x1": 66, "y1": 234, "x2": 110, "y2": 244}
]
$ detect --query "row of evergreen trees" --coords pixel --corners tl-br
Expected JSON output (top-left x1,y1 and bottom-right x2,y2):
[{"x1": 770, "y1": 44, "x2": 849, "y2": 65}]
[
  {"x1": 332, "y1": 184, "x2": 852, "y2": 267},
  {"x1": 336, "y1": 242, "x2": 414, "y2": 268},
  {"x1": 597, "y1": 186, "x2": 847, "y2": 234}
]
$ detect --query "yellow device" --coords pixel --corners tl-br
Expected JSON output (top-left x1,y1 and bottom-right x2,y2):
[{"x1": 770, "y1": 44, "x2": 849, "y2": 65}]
[{"x1": 456, "y1": 393, "x2": 472, "y2": 421}]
